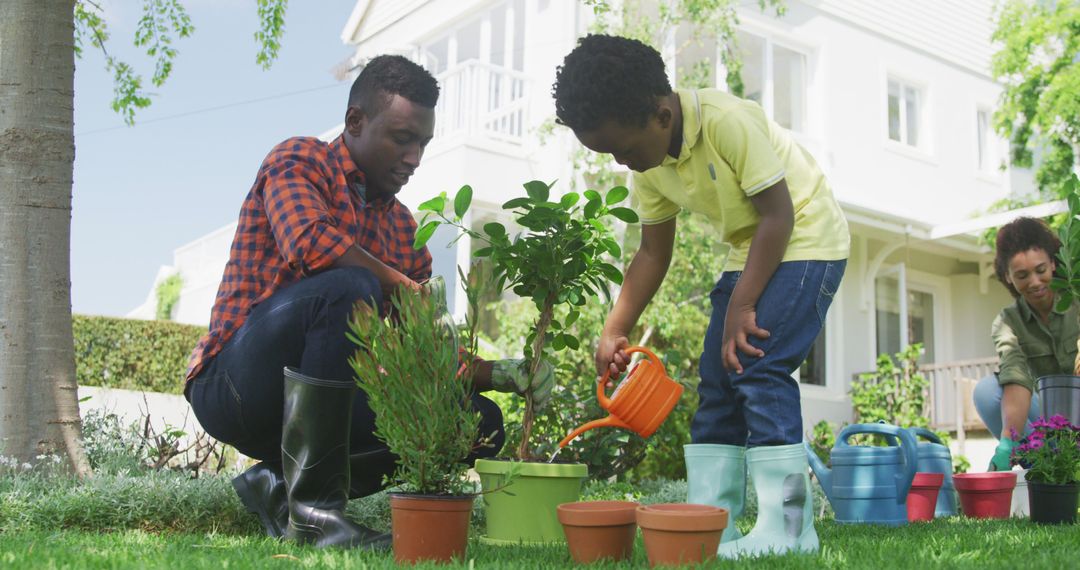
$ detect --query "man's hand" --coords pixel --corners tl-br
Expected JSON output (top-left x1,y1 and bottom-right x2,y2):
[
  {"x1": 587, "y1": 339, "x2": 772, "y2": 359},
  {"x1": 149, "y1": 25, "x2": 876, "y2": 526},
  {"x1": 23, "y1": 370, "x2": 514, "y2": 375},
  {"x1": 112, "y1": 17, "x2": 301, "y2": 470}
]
[
  {"x1": 988, "y1": 436, "x2": 1018, "y2": 472},
  {"x1": 491, "y1": 358, "x2": 555, "y2": 412},
  {"x1": 595, "y1": 332, "x2": 631, "y2": 378},
  {"x1": 721, "y1": 304, "x2": 769, "y2": 374}
]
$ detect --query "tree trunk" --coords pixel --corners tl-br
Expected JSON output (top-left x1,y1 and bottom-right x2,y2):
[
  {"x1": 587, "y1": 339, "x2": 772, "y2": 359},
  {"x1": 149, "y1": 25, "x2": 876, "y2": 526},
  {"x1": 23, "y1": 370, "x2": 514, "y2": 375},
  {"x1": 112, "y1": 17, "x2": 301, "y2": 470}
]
[{"x1": 0, "y1": 0, "x2": 89, "y2": 476}]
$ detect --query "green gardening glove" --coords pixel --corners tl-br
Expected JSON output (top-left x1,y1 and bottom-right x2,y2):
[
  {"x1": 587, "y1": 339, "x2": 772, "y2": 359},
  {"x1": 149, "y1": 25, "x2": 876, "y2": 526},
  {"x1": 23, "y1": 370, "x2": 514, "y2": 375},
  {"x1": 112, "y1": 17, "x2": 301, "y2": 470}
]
[
  {"x1": 491, "y1": 358, "x2": 555, "y2": 412},
  {"x1": 989, "y1": 436, "x2": 1018, "y2": 472}
]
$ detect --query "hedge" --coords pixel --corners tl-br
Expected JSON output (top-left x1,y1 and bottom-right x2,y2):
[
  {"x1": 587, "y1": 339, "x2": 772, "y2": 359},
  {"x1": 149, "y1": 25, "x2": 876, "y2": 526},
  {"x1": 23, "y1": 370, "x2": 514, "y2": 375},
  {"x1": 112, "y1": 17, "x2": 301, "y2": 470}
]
[{"x1": 73, "y1": 315, "x2": 206, "y2": 395}]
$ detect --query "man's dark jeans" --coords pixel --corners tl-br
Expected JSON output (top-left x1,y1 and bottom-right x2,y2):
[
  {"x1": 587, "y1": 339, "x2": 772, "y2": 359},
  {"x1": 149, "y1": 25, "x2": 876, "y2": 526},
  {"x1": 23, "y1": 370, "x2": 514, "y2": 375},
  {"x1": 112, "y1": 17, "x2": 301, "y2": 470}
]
[{"x1": 186, "y1": 267, "x2": 505, "y2": 462}]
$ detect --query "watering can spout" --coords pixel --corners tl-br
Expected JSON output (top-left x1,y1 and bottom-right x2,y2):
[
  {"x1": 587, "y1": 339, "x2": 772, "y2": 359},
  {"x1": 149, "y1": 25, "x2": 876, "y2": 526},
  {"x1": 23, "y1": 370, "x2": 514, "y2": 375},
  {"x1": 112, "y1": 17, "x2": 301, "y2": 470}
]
[
  {"x1": 804, "y1": 441, "x2": 833, "y2": 503},
  {"x1": 558, "y1": 416, "x2": 631, "y2": 448}
]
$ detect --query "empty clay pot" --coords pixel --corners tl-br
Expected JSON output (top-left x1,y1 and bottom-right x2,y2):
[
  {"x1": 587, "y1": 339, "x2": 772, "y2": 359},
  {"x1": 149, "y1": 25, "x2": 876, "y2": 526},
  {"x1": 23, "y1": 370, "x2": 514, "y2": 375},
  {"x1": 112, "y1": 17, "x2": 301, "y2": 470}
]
[
  {"x1": 636, "y1": 503, "x2": 728, "y2": 567},
  {"x1": 907, "y1": 472, "x2": 944, "y2": 522},
  {"x1": 557, "y1": 500, "x2": 639, "y2": 563},
  {"x1": 954, "y1": 472, "x2": 1016, "y2": 519}
]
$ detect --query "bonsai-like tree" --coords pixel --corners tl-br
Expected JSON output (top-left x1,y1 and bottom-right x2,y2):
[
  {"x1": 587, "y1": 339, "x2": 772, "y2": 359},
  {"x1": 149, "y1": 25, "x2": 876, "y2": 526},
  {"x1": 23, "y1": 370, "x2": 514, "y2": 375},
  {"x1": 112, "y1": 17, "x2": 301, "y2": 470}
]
[
  {"x1": 414, "y1": 180, "x2": 637, "y2": 460},
  {"x1": 346, "y1": 272, "x2": 484, "y2": 495}
]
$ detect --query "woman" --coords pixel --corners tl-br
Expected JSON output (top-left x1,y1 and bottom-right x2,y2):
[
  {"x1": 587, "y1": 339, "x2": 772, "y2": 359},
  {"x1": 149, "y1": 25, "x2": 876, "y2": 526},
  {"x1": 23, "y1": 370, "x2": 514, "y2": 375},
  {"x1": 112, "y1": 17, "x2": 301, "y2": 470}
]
[{"x1": 974, "y1": 217, "x2": 1079, "y2": 471}]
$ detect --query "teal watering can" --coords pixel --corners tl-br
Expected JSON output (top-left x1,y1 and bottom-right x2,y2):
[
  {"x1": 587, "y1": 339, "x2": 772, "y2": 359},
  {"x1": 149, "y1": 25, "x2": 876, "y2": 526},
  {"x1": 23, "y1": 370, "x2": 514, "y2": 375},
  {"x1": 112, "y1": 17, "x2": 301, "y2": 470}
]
[
  {"x1": 804, "y1": 423, "x2": 918, "y2": 525},
  {"x1": 908, "y1": 428, "x2": 957, "y2": 517}
]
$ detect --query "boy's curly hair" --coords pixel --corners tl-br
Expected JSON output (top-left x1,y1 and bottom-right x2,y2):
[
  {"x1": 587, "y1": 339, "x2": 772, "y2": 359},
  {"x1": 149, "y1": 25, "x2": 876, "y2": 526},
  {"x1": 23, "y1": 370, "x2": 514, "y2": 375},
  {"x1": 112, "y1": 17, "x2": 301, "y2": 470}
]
[
  {"x1": 993, "y1": 216, "x2": 1060, "y2": 298},
  {"x1": 552, "y1": 34, "x2": 672, "y2": 132}
]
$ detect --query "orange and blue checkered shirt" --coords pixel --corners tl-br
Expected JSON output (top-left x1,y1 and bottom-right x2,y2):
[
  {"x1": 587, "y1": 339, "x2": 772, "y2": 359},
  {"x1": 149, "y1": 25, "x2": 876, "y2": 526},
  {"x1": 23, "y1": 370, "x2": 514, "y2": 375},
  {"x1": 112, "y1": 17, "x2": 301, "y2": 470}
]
[{"x1": 186, "y1": 135, "x2": 432, "y2": 381}]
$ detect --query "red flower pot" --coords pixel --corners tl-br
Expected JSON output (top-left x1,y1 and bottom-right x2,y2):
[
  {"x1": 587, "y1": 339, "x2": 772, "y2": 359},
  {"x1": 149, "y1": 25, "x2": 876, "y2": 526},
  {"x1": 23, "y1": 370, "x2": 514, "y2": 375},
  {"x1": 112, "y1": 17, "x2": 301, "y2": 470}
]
[
  {"x1": 953, "y1": 472, "x2": 1016, "y2": 519},
  {"x1": 557, "y1": 501, "x2": 639, "y2": 563},
  {"x1": 907, "y1": 472, "x2": 944, "y2": 522}
]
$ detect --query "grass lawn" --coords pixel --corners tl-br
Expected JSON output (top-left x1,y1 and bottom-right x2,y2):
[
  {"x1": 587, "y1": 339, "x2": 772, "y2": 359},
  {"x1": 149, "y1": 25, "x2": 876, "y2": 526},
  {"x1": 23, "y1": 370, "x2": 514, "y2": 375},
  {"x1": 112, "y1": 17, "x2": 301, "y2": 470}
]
[{"x1": 1, "y1": 517, "x2": 1077, "y2": 569}]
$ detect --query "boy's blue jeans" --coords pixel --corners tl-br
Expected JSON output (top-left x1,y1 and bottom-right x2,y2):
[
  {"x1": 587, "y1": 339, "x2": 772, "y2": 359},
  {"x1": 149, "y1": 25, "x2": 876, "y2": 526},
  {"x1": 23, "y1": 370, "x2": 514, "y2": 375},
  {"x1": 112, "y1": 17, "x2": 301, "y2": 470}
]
[{"x1": 692, "y1": 260, "x2": 846, "y2": 447}]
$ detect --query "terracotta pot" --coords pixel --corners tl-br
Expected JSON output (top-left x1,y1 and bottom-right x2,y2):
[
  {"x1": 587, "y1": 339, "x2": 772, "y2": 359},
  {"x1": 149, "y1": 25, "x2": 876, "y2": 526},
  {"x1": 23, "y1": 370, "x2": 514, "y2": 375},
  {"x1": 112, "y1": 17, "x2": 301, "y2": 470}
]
[
  {"x1": 389, "y1": 493, "x2": 474, "y2": 563},
  {"x1": 636, "y1": 503, "x2": 728, "y2": 567},
  {"x1": 907, "y1": 472, "x2": 944, "y2": 522},
  {"x1": 557, "y1": 500, "x2": 639, "y2": 563},
  {"x1": 953, "y1": 472, "x2": 1016, "y2": 519}
]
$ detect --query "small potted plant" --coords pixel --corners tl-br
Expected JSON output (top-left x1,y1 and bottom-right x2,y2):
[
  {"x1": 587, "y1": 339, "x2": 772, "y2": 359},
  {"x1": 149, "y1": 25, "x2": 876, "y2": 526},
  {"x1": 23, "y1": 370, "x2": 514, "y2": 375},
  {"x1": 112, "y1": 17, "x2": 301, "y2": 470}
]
[
  {"x1": 415, "y1": 180, "x2": 637, "y2": 544},
  {"x1": 1010, "y1": 415, "x2": 1080, "y2": 524},
  {"x1": 347, "y1": 273, "x2": 485, "y2": 562}
]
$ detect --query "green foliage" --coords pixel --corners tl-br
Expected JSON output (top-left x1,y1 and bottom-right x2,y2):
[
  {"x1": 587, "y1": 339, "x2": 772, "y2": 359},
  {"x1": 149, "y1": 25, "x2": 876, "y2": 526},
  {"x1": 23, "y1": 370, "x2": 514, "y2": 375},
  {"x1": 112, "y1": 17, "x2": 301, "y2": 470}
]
[
  {"x1": 851, "y1": 344, "x2": 930, "y2": 429},
  {"x1": 807, "y1": 419, "x2": 836, "y2": 467},
  {"x1": 347, "y1": 276, "x2": 482, "y2": 495},
  {"x1": 154, "y1": 273, "x2": 183, "y2": 321},
  {"x1": 1011, "y1": 416, "x2": 1080, "y2": 485},
  {"x1": 74, "y1": 0, "x2": 289, "y2": 124},
  {"x1": 417, "y1": 181, "x2": 636, "y2": 459},
  {"x1": 73, "y1": 315, "x2": 205, "y2": 395},
  {"x1": 991, "y1": 0, "x2": 1080, "y2": 199},
  {"x1": 254, "y1": 0, "x2": 289, "y2": 70},
  {"x1": 1051, "y1": 175, "x2": 1080, "y2": 311}
]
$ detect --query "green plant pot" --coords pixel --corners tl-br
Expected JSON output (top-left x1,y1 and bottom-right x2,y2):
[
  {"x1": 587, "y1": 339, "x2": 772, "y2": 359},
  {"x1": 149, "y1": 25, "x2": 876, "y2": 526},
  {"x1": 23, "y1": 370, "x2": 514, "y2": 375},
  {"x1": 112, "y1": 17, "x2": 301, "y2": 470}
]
[{"x1": 475, "y1": 459, "x2": 588, "y2": 545}]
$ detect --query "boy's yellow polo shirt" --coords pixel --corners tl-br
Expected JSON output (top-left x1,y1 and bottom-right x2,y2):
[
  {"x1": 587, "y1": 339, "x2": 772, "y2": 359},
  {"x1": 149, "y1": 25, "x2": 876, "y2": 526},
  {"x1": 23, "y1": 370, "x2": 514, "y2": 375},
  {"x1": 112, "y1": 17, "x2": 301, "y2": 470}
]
[{"x1": 631, "y1": 89, "x2": 850, "y2": 271}]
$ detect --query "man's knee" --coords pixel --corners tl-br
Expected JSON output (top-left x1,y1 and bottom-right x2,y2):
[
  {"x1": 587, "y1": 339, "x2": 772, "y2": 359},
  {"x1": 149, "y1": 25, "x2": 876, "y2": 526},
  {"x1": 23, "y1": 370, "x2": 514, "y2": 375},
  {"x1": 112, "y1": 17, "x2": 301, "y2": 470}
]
[
  {"x1": 320, "y1": 266, "x2": 382, "y2": 311},
  {"x1": 473, "y1": 395, "x2": 505, "y2": 460}
]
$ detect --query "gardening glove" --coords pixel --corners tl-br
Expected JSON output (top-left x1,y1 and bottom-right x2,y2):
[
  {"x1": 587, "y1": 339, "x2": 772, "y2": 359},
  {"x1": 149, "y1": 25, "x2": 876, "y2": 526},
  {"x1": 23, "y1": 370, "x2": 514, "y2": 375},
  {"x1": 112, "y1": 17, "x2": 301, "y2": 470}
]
[
  {"x1": 989, "y1": 436, "x2": 1018, "y2": 472},
  {"x1": 491, "y1": 358, "x2": 555, "y2": 412}
]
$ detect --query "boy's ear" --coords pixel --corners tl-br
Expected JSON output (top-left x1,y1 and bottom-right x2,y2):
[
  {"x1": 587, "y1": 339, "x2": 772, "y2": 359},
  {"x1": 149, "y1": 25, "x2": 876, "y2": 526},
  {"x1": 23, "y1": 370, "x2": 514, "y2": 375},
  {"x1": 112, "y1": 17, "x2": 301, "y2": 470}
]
[{"x1": 656, "y1": 102, "x2": 674, "y2": 129}]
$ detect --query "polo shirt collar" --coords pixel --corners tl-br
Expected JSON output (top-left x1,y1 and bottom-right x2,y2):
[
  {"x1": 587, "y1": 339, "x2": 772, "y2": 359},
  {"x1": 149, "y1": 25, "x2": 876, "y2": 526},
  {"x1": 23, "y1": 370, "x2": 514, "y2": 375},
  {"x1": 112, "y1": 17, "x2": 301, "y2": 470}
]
[{"x1": 660, "y1": 88, "x2": 702, "y2": 168}]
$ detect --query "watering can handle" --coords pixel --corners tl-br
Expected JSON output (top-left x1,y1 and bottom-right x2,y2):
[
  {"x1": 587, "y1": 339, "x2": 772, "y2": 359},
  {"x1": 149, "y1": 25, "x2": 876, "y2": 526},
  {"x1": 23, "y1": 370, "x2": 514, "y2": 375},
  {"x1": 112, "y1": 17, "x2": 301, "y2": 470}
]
[
  {"x1": 837, "y1": 423, "x2": 918, "y2": 502},
  {"x1": 597, "y1": 346, "x2": 662, "y2": 408},
  {"x1": 909, "y1": 427, "x2": 943, "y2": 445}
]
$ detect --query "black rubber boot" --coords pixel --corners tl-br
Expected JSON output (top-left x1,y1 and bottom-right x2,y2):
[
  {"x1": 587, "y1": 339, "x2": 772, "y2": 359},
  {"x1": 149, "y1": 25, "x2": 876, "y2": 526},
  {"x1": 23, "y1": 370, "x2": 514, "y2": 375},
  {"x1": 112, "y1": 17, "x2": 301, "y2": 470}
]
[
  {"x1": 280, "y1": 367, "x2": 390, "y2": 549},
  {"x1": 232, "y1": 461, "x2": 289, "y2": 538},
  {"x1": 232, "y1": 447, "x2": 398, "y2": 540}
]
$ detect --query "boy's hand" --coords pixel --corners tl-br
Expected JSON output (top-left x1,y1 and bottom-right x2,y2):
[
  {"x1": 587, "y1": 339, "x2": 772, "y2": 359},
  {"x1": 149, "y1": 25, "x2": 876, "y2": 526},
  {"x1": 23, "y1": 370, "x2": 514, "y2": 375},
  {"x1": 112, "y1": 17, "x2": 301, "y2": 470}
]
[
  {"x1": 722, "y1": 304, "x2": 769, "y2": 374},
  {"x1": 595, "y1": 333, "x2": 630, "y2": 378}
]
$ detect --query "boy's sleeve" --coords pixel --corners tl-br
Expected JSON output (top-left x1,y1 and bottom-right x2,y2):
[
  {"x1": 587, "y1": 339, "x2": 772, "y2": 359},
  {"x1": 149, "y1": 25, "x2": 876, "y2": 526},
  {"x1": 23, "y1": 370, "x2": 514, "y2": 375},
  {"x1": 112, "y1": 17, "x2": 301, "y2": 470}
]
[
  {"x1": 712, "y1": 110, "x2": 786, "y2": 197},
  {"x1": 631, "y1": 172, "x2": 680, "y2": 225}
]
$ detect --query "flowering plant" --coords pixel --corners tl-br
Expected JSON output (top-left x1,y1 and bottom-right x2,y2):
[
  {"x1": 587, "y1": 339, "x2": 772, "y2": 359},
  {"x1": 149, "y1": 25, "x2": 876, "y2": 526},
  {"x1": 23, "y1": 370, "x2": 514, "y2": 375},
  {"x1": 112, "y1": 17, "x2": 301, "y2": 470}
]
[{"x1": 1011, "y1": 415, "x2": 1080, "y2": 485}]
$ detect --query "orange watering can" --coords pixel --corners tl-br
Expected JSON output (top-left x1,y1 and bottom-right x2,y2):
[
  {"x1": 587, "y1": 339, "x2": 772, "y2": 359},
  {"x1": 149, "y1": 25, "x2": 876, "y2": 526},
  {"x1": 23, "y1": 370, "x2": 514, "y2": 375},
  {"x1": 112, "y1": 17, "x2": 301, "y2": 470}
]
[{"x1": 558, "y1": 346, "x2": 684, "y2": 449}]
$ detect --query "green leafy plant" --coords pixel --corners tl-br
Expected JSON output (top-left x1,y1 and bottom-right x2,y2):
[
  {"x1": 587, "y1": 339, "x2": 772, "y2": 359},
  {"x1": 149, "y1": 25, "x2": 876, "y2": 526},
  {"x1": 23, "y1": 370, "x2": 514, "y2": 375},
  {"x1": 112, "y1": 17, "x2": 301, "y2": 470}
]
[
  {"x1": 154, "y1": 273, "x2": 183, "y2": 321},
  {"x1": 807, "y1": 420, "x2": 837, "y2": 467},
  {"x1": 347, "y1": 273, "x2": 483, "y2": 496},
  {"x1": 73, "y1": 315, "x2": 205, "y2": 395},
  {"x1": 414, "y1": 181, "x2": 637, "y2": 460},
  {"x1": 1011, "y1": 415, "x2": 1080, "y2": 485},
  {"x1": 1051, "y1": 175, "x2": 1080, "y2": 311}
]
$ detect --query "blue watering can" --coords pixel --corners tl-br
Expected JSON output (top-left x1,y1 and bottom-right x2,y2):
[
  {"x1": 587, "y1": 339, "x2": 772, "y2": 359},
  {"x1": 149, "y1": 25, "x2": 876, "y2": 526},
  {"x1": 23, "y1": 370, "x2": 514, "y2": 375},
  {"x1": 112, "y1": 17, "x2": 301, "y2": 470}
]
[
  {"x1": 805, "y1": 422, "x2": 918, "y2": 525},
  {"x1": 908, "y1": 427, "x2": 957, "y2": 517}
]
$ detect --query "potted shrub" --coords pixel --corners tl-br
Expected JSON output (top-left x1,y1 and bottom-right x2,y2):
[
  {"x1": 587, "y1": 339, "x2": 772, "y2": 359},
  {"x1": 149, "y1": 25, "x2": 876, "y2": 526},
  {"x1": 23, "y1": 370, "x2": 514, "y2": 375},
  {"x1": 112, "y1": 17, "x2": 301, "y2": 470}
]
[
  {"x1": 1010, "y1": 415, "x2": 1080, "y2": 524},
  {"x1": 414, "y1": 180, "x2": 637, "y2": 543},
  {"x1": 347, "y1": 274, "x2": 485, "y2": 562}
]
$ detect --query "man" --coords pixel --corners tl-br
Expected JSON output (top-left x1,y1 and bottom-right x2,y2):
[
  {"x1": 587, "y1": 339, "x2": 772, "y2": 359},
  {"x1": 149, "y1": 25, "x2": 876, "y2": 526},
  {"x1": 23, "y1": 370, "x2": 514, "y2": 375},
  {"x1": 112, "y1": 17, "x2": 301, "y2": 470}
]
[{"x1": 185, "y1": 55, "x2": 552, "y2": 549}]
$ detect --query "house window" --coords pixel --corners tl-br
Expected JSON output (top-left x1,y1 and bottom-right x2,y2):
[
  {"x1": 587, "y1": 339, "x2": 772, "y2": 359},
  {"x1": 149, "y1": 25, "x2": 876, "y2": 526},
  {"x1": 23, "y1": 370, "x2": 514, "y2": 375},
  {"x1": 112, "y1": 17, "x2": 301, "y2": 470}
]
[
  {"x1": 736, "y1": 31, "x2": 807, "y2": 133},
  {"x1": 799, "y1": 326, "x2": 827, "y2": 386},
  {"x1": 887, "y1": 78, "x2": 922, "y2": 147},
  {"x1": 977, "y1": 108, "x2": 1001, "y2": 173},
  {"x1": 875, "y1": 268, "x2": 936, "y2": 364}
]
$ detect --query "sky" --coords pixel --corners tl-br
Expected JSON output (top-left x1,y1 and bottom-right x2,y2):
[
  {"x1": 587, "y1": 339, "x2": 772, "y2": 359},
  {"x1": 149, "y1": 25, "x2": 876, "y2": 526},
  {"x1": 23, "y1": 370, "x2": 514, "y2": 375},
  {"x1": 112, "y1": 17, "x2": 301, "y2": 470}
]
[{"x1": 72, "y1": 0, "x2": 358, "y2": 317}]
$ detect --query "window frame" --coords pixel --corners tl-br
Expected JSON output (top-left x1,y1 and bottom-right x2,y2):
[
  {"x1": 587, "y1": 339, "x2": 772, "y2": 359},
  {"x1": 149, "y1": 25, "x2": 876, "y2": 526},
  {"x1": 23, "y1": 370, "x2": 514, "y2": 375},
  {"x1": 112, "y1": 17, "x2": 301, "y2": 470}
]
[{"x1": 725, "y1": 27, "x2": 814, "y2": 135}]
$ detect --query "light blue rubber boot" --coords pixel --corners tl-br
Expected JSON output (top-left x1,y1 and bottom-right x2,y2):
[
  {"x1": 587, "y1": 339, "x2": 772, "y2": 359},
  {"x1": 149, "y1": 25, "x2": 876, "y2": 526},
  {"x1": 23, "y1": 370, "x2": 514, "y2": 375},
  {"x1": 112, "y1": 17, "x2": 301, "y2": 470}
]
[
  {"x1": 718, "y1": 443, "x2": 819, "y2": 558},
  {"x1": 684, "y1": 444, "x2": 746, "y2": 543}
]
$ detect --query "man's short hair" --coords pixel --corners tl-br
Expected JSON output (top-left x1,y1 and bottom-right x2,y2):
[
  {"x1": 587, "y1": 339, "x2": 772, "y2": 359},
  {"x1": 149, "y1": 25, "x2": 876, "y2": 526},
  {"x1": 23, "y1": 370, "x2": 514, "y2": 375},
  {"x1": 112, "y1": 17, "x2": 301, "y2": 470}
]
[
  {"x1": 552, "y1": 34, "x2": 672, "y2": 132},
  {"x1": 348, "y1": 55, "x2": 439, "y2": 115}
]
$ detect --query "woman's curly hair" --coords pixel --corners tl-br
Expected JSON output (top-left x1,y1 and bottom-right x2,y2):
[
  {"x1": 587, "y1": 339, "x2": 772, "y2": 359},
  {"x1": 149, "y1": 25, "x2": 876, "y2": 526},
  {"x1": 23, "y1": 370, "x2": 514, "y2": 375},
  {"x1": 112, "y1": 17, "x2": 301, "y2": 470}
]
[
  {"x1": 993, "y1": 216, "x2": 1060, "y2": 298},
  {"x1": 552, "y1": 34, "x2": 672, "y2": 132}
]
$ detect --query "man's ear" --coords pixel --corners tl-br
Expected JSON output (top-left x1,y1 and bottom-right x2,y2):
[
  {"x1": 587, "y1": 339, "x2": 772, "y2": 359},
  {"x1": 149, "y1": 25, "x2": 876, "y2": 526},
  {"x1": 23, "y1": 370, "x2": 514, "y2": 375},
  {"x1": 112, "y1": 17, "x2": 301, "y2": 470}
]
[{"x1": 345, "y1": 106, "x2": 367, "y2": 136}]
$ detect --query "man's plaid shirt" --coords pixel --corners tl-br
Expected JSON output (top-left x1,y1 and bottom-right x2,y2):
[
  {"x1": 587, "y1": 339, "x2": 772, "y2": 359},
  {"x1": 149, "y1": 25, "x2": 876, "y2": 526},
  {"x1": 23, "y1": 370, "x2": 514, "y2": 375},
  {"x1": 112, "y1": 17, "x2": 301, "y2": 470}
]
[{"x1": 186, "y1": 135, "x2": 432, "y2": 381}]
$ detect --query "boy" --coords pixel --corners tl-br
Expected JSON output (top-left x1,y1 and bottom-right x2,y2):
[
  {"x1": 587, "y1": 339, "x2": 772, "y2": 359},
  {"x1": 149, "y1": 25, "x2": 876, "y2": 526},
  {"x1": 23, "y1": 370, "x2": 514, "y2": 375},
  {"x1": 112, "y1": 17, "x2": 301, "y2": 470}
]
[{"x1": 553, "y1": 34, "x2": 849, "y2": 557}]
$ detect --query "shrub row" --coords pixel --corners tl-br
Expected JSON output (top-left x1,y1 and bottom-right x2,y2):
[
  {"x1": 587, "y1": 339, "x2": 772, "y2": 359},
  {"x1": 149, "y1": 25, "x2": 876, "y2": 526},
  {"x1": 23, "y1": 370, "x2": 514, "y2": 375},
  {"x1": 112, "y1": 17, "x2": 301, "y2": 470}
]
[{"x1": 74, "y1": 315, "x2": 205, "y2": 395}]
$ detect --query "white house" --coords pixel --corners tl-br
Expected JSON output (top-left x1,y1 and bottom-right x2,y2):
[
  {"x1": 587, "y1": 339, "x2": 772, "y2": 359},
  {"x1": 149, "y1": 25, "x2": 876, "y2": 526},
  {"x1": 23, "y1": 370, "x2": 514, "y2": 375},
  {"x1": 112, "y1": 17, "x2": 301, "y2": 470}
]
[{"x1": 131, "y1": 1, "x2": 1049, "y2": 457}]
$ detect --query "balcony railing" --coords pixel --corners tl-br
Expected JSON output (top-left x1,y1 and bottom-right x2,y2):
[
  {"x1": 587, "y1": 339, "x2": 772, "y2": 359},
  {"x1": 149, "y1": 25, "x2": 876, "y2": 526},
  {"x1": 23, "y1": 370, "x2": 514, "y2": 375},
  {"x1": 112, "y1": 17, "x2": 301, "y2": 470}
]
[
  {"x1": 919, "y1": 357, "x2": 997, "y2": 454},
  {"x1": 434, "y1": 60, "x2": 529, "y2": 146}
]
